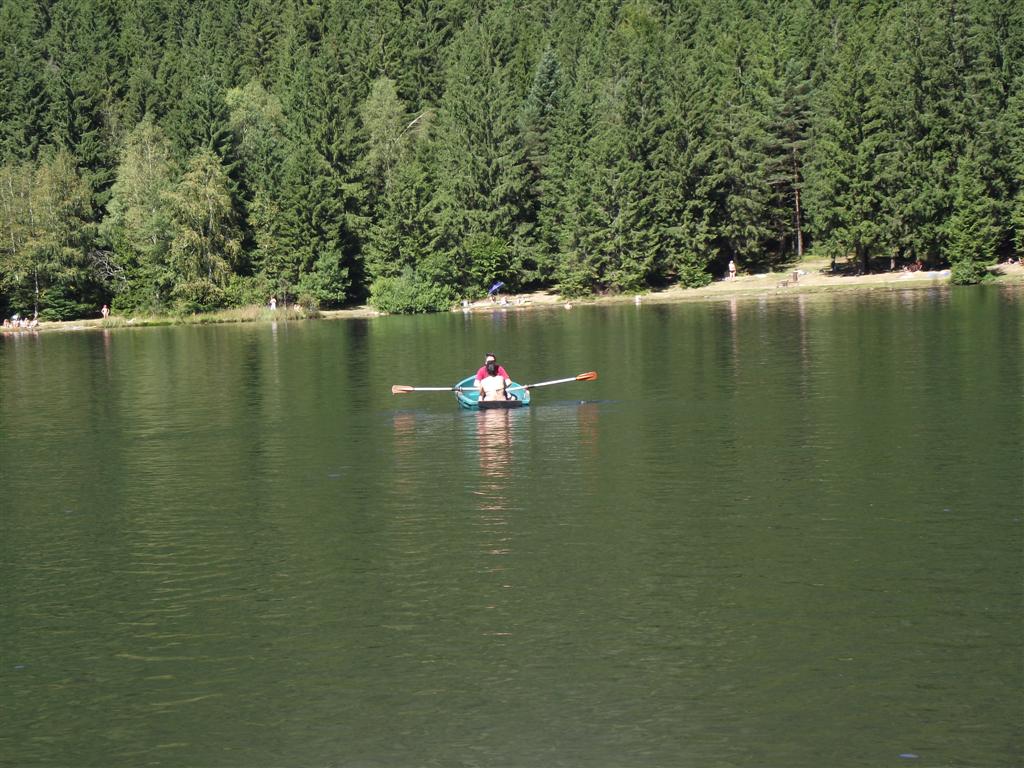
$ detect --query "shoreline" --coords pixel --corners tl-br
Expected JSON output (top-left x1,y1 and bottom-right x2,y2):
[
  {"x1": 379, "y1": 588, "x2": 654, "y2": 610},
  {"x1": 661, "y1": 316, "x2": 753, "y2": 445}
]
[{"x1": 6, "y1": 259, "x2": 1023, "y2": 335}]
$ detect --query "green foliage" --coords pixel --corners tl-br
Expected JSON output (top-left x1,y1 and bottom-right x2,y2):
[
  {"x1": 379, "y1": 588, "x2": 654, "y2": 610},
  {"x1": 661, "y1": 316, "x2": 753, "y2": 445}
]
[
  {"x1": 36, "y1": 291, "x2": 94, "y2": 321},
  {"x1": 226, "y1": 79, "x2": 289, "y2": 198},
  {"x1": 223, "y1": 273, "x2": 272, "y2": 308},
  {"x1": 464, "y1": 233, "x2": 514, "y2": 293},
  {"x1": 359, "y1": 77, "x2": 413, "y2": 196},
  {"x1": 0, "y1": 150, "x2": 95, "y2": 317},
  {"x1": 676, "y1": 256, "x2": 714, "y2": 289},
  {"x1": 430, "y1": 13, "x2": 535, "y2": 285},
  {"x1": 1006, "y1": 73, "x2": 1024, "y2": 258},
  {"x1": 102, "y1": 116, "x2": 177, "y2": 311},
  {"x1": 296, "y1": 252, "x2": 351, "y2": 309},
  {"x1": 271, "y1": 141, "x2": 359, "y2": 308},
  {"x1": 803, "y1": 4, "x2": 893, "y2": 273},
  {"x1": 949, "y1": 260, "x2": 990, "y2": 286},
  {"x1": 0, "y1": 0, "x2": 49, "y2": 162},
  {"x1": 944, "y1": 151, "x2": 1002, "y2": 284},
  {"x1": 0, "y1": 0, "x2": 1020, "y2": 317},
  {"x1": 166, "y1": 149, "x2": 243, "y2": 310},
  {"x1": 363, "y1": 146, "x2": 436, "y2": 283},
  {"x1": 369, "y1": 272, "x2": 456, "y2": 314}
]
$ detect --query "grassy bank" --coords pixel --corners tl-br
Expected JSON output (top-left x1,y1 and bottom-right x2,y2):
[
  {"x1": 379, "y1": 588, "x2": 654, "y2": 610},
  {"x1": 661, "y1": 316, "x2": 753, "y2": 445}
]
[{"x1": 99, "y1": 305, "x2": 318, "y2": 328}]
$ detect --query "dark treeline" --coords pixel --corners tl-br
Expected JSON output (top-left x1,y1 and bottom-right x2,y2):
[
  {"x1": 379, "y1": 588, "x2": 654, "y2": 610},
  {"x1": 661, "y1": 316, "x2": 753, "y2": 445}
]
[{"x1": 1, "y1": 0, "x2": 1021, "y2": 318}]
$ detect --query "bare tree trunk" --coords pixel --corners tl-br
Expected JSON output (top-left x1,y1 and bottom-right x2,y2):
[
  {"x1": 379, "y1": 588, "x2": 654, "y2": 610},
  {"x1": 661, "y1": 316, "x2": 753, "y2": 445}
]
[
  {"x1": 794, "y1": 186, "x2": 804, "y2": 257},
  {"x1": 793, "y1": 148, "x2": 804, "y2": 257}
]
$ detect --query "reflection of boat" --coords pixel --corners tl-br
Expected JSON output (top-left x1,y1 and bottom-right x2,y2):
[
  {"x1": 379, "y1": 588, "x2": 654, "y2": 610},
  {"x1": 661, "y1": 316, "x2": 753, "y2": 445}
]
[
  {"x1": 454, "y1": 375, "x2": 532, "y2": 410},
  {"x1": 474, "y1": 408, "x2": 514, "y2": 481}
]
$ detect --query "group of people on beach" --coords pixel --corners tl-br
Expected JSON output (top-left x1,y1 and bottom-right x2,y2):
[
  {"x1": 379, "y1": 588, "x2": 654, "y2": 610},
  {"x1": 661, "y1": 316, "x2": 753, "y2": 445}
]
[{"x1": 2, "y1": 314, "x2": 39, "y2": 331}]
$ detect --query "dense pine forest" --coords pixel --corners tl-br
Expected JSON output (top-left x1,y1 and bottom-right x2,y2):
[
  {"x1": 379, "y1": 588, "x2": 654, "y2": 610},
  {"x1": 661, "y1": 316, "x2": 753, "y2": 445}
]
[{"x1": 0, "y1": 0, "x2": 1021, "y2": 318}]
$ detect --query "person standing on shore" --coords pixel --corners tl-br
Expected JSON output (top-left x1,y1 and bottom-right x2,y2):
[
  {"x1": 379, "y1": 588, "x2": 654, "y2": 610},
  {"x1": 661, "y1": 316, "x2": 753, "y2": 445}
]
[
  {"x1": 101, "y1": 304, "x2": 110, "y2": 318},
  {"x1": 728, "y1": 260, "x2": 737, "y2": 279}
]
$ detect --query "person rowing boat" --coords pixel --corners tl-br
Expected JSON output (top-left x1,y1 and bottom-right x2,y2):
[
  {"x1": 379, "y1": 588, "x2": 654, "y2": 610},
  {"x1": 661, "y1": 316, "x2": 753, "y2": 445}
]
[
  {"x1": 391, "y1": 366, "x2": 595, "y2": 409},
  {"x1": 475, "y1": 352, "x2": 515, "y2": 402}
]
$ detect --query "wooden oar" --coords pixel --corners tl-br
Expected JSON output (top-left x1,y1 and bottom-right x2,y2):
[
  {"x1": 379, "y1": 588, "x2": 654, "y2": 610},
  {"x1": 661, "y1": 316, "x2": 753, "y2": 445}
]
[
  {"x1": 391, "y1": 384, "x2": 467, "y2": 394},
  {"x1": 507, "y1": 371, "x2": 598, "y2": 392}
]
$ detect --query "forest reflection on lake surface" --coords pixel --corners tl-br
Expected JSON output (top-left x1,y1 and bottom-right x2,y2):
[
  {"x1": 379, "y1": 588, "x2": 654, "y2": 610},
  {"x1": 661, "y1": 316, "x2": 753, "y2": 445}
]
[{"x1": 1, "y1": 286, "x2": 1021, "y2": 768}]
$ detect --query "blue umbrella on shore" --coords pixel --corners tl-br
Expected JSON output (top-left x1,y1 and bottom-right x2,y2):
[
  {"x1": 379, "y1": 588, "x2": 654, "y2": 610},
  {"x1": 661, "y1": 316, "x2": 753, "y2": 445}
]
[{"x1": 487, "y1": 281, "x2": 505, "y2": 296}]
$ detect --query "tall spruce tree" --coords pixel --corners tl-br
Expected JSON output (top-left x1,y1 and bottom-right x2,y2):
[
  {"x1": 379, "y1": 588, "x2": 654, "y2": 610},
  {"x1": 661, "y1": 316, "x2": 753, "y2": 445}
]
[
  {"x1": 430, "y1": 13, "x2": 534, "y2": 296},
  {"x1": 43, "y1": 0, "x2": 126, "y2": 209},
  {"x1": 0, "y1": 0, "x2": 50, "y2": 163},
  {"x1": 946, "y1": 148, "x2": 1002, "y2": 284},
  {"x1": 1007, "y1": 72, "x2": 1024, "y2": 258},
  {"x1": 520, "y1": 45, "x2": 563, "y2": 283},
  {"x1": 272, "y1": 16, "x2": 367, "y2": 307},
  {"x1": 360, "y1": 77, "x2": 435, "y2": 285},
  {"x1": 804, "y1": 2, "x2": 892, "y2": 273}
]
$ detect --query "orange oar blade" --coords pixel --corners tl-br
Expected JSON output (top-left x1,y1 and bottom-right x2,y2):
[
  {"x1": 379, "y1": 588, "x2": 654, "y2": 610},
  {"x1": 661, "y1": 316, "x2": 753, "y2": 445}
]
[
  {"x1": 576, "y1": 371, "x2": 598, "y2": 382},
  {"x1": 391, "y1": 385, "x2": 415, "y2": 394}
]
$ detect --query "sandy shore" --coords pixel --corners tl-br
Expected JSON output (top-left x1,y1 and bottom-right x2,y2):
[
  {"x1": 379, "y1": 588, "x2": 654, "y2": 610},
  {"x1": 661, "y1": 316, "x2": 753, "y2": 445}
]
[
  {"x1": 380, "y1": 257, "x2": 1024, "y2": 316},
  {"x1": 7, "y1": 258, "x2": 1023, "y2": 334}
]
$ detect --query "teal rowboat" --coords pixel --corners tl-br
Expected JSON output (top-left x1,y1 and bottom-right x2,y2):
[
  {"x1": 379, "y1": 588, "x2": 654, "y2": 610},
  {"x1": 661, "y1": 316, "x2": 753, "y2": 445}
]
[{"x1": 454, "y1": 375, "x2": 532, "y2": 410}]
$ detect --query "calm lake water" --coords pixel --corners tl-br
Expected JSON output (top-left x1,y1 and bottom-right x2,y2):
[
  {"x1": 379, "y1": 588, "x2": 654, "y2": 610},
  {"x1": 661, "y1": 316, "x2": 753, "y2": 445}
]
[{"x1": 1, "y1": 287, "x2": 1021, "y2": 768}]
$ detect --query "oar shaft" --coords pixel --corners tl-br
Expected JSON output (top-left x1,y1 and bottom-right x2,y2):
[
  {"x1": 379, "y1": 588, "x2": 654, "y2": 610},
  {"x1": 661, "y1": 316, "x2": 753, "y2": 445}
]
[
  {"x1": 392, "y1": 385, "x2": 465, "y2": 393},
  {"x1": 508, "y1": 377, "x2": 575, "y2": 391},
  {"x1": 507, "y1": 372, "x2": 596, "y2": 392}
]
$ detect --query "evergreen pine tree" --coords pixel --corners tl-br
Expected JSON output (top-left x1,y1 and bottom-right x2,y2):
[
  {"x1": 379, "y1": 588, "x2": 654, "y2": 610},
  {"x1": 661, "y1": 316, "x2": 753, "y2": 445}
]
[
  {"x1": 43, "y1": 0, "x2": 126, "y2": 207},
  {"x1": 431, "y1": 14, "x2": 534, "y2": 295},
  {"x1": 520, "y1": 46, "x2": 563, "y2": 283},
  {"x1": 1007, "y1": 73, "x2": 1024, "y2": 258},
  {"x1": 803, "y1": 2, "x2": 892, "y2": 273},
  {"x1": 0, "y1": 0, "x2": 50, "y2": 163},
  {"x1": 945, "y1": 150, "x2": 1002, "y2": 284}
]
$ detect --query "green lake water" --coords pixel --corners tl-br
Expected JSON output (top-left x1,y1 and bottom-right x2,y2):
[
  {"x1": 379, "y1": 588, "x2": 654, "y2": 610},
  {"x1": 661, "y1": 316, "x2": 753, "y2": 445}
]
[{"x1": 1, "y1": 287, "x2": 1021, "y2": 767}]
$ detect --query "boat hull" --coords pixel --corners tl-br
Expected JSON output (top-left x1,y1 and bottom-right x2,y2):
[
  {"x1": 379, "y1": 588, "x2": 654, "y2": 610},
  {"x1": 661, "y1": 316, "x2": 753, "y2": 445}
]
[
  {"x1": 455, "y1": 375, "x2": 531, "y2": 410},
  {"x1": 477, "y1": 400, "x2": 525, "y2": 410}
]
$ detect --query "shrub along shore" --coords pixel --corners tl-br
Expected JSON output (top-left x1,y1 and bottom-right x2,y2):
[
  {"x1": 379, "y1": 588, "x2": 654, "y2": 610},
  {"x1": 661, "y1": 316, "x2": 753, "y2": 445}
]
[{"x1": 7, "y1": 259, "x2": 1021, "y2": 336}]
